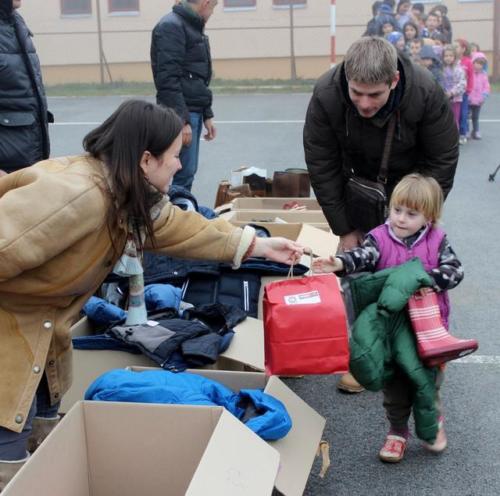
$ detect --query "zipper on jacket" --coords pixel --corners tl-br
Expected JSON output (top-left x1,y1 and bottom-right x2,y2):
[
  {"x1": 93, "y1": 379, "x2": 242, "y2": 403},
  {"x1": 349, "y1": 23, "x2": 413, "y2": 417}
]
[
  {"x1": 243, "y1": 281, "x2": 249, "y2": 312},
  {"x1": 181, "y1": 280, "x2": 189, "y2": 299},
  {"x1": 214, "y1": 278, "x2": 219, "y2": 304},
  {"x1": 352, "y1": 180, "x2": 386, "y2": 199}
]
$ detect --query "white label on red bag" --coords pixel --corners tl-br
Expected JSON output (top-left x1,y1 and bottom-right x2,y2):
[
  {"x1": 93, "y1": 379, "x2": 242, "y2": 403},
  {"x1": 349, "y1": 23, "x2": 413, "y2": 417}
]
[{"x1": 284, "y1": 290, "x2": 321, "y2": 305}]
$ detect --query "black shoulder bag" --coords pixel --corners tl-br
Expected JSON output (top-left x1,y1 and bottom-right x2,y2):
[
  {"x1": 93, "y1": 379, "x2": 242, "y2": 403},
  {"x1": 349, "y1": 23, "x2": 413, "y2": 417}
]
[{"x1": 344, "y1": 114, "x2": 396, "y2": 233}]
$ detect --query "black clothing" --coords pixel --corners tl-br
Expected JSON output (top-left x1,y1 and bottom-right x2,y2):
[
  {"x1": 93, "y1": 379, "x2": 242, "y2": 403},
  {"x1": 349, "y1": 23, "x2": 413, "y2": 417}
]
[
  {"x1": 303, "y1": 53, "x2": 459, "y2": 236},
  {"x1": 0, "y1": 0, "x2": 50, "y2": 171},
  {"x1": 150, "y1": 3, "x2": 213, "y2": 123}
]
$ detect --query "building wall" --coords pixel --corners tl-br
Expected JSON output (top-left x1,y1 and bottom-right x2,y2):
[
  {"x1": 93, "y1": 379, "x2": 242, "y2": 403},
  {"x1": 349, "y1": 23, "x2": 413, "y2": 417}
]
[{"x1": 19, "y1": 0, "x2": 494, "y2": 84}]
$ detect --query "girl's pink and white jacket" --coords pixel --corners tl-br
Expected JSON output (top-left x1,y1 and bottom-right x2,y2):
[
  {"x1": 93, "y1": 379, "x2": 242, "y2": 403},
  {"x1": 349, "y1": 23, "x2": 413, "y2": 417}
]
[{"x1": 469, "y1": 52, "x2": 491, "y2": 106}]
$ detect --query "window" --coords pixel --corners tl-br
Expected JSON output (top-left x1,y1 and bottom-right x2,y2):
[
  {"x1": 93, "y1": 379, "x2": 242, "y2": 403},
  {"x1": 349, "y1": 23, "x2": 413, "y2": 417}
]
[
  {"x1": 61, "y1": 0, "x2": 91, "y2": 16},
  {"x1": 223, "y1": 0, "x2": 256, "y2": 9},
  {"x1": 272, "y1": 0, "x2": 307, "y2": 6},
  {"x1": 108, "y1": 0, "x2": 139, "y2": 13}
]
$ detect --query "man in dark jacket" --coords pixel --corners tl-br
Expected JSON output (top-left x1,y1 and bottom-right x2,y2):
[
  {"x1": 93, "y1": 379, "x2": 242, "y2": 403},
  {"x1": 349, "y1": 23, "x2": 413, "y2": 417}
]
[
  {"x1": 0, "y1": 0, "x2": 51, "y2": 173},
  {"x1": 303, "y1": 36, "x2": 458, "y2": 393},
  {"x1": 151, "y1": 0, "x2": 217, "y2": 192},
  {"x1": 304, "y1": 36, "x2": 458, "y2": 251}
]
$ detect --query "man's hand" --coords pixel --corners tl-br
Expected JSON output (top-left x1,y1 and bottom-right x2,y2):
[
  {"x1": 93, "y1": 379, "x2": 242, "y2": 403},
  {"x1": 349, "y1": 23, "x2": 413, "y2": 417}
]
[
  {"x1": 182, "y1": 123, "x2": 193, "y2": 146},
  {"x1": 337, "y1": 230, "x2": 364, "y2": 253},
  {"x1": 203, "y1": 118, "x2": 216, "y2": 141}
]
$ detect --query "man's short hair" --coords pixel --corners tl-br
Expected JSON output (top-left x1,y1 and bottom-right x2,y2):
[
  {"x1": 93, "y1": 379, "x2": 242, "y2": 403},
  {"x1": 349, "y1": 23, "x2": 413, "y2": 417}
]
[{"x1": 344, "y1": 36, "x2": 398, "y2": 86}]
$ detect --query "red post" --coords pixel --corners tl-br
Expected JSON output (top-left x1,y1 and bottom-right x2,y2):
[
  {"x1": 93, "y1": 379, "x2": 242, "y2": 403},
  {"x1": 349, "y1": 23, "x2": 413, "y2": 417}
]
[{"x1": 330, "y1": 0, "x2": 336, "y2": 67}]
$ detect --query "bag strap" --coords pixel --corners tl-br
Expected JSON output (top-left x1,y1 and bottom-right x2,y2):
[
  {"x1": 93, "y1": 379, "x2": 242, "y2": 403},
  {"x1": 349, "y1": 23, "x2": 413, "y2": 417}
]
[
  {"x1": 377, "y1": 112, "x2": 397, "y2": 184},
  {"x1": 287, "y1": 249, "x2": 314, "y2": 278}
]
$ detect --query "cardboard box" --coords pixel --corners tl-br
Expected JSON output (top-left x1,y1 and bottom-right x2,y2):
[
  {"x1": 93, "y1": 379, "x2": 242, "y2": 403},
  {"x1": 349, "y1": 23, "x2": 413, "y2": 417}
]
[
  {"x1": 217, "y1": 218, "x2": 338, "y2": 263},
  {"x1": 231, "y1": 197, "x2": 321, "y2": 211},
  {"x1": 226, "y1": 209, "x2": 329, "y2": 231},
  {"x1": 128, "y1": 367, "x2": 327, "y2": 496},
  {"x1": 259, "y1": 223, "x2": 338, "y2": 261},
  {"x1": 61, "y1": 316, "x2": 266, "y2": 413},
  {"x1": 3, "y1": 400, "x2": 280, "y2": 496}
]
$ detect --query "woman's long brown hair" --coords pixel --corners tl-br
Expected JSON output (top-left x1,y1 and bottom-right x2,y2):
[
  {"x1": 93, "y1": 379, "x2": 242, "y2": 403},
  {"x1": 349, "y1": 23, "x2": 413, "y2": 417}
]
[{"x1": 83, "y1": 100, "x2": 183, "y2": 249}]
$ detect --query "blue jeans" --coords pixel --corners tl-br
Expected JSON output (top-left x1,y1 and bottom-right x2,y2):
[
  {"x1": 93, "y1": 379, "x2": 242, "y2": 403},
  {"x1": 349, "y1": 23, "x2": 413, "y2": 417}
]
[
  {"x1": 0, "y1": 375, "x2": 60, "y2": 461},
  {"x1": 459, "y1": 92, "x2": 469, "y2": 137},
  {"x1": 173, "y1": 112, "x2": 203, "y2": 192}
]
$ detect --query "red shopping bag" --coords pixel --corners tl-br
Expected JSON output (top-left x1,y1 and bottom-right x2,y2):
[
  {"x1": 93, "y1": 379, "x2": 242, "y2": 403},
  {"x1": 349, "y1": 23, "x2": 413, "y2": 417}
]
[
  {"x1": 263, "y1": 274, "x2": 349, "y2": 375},
  {"x1": 407, "y1": 289, "x2": 478, "y2": 366}
]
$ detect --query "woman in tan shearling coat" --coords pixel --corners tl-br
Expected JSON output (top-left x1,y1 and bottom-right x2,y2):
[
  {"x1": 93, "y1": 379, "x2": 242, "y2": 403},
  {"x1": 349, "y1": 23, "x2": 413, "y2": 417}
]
[{"x1": 0, "y1": 100, "x2": 303, "y2": 488}]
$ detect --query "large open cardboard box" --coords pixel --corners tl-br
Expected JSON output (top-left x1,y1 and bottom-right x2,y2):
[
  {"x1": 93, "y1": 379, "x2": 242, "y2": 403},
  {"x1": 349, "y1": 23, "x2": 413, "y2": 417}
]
[
  {"x1": 217, "y1": 221, "x2": 338, "y2": 262},
  {"x1": 2, "y1": 401, "x2": 281, "y2": 496},
  {"x1": 5, "y1": 369, "x2": 326, "y2": 496},
  {"x1": 230, "y1": 197, "x2": 321, "y2": 211},
  {"x1": 225, "y1": 210, "x2": 329, "y2": 231},
  {"x1": 131, "y1": 366, "x2": 326, "y2": 496},
  {"x1": 261, "y1": 223, "x2": 338, "y2": 261},
  {"x1": 61, "y1": 315, "x2": 266, "y2": 413}
]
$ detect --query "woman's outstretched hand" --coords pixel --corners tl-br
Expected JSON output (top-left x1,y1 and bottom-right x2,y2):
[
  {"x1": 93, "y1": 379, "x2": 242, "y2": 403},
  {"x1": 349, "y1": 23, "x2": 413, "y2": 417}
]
[{"x1": 251, "y1": 237, "x2": 304, "y2": 265}]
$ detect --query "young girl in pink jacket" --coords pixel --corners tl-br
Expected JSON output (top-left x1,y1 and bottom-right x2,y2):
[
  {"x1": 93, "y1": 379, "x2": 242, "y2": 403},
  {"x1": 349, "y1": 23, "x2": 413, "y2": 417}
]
[{"x1": 468, "y1": 52, "x2": 491, "y2": 140}]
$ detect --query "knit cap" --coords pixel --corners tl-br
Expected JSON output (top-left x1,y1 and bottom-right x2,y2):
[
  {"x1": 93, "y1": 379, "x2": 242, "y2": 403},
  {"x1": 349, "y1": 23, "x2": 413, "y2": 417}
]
[
  {"x1": 378, "y1": 4, "x2": 393, "y2": 14},
  {"x1": 386, "y1": 31, "x2": 403, "y2": 45}
]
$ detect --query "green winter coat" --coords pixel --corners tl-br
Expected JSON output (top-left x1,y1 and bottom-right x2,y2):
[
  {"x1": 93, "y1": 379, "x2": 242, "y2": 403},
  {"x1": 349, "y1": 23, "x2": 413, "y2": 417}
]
[{"x1": 348, "y1": 258, "x2": 439, "y2": 442}]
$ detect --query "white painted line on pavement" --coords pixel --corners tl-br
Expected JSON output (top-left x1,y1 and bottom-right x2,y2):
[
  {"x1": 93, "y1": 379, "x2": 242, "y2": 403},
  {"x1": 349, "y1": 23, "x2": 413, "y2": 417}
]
[
  {"x1": 50, "y1": 118, "x2": 500, "y2": 126},
  {"x1": 452, "y1": 355, "x2": 500, "y2": 365}
]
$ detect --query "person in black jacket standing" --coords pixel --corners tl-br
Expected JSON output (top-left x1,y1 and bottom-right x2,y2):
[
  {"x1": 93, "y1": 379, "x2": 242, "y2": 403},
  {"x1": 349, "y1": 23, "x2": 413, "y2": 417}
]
[
  {"x1": 303, "y1": 36, "x2": 458, "y2": 394},
  {"x1": 0, "y1": 0, "x2": 51, "y2": 173},
  {"x1": 151, "y1": 0, "x2": 217, "y2": 192}
]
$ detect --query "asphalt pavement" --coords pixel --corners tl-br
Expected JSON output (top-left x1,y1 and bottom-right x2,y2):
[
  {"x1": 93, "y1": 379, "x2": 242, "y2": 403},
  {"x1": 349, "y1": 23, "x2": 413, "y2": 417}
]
[{"x1": 48, "y1": 92, "x2": 500, "y2": 496}]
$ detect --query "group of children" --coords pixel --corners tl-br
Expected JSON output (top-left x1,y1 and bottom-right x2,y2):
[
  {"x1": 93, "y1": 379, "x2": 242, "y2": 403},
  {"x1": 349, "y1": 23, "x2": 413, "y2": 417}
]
[
  {"x1": 313, "y1": 173, "x2": 464, "y2": 463},
  {"x1": 414, "y1": 39, "x2": 490, "y2": 143},
  {"x1": 366, "y1": 1, "x2": 491, "y2": 144}
]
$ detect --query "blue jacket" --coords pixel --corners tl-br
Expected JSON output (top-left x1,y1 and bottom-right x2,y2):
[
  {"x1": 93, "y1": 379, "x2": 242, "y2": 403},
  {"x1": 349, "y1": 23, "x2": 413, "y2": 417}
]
[{"x1": 85, "y1": 369, "x2": 292, "y2": 441}]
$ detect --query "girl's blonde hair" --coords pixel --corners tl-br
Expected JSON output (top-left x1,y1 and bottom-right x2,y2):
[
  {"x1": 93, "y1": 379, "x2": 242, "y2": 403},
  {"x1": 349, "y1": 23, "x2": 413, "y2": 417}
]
[
  {"x1": 443, "y1": 44, "x2": 458, "y2": 64},
  {"x1": 389, "y1": 173, "x2": 443, "y2": 224}
]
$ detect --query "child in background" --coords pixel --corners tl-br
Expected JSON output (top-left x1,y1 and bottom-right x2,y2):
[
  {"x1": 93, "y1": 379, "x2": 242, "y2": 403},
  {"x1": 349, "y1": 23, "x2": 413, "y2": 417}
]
[
  {"x1": 421, "y1": 11, "x2": 441, "y2": 40},
  {"x1": 409, "y1": 38, "x2": 423, "y2": 60},
  {"x1": 313, "y1": 173, "x2": 464, "y2": 463},
  {"x1": 455, "y1": 39, "x2": 474, "y2": 145},
  {"x1": 412, "y1": 2, "x2": 426, "y2": 31},
  {"x1": 386, "y1": 31, "x2": 407, "y2": 53},
  {"x1": 441, "y1": 44, "x2": 466, "y2": 130},
  {"x1": 430, "y1": 31, "x2": 448, "y2": 58},
  {"x1": 379, "y1": 15, "x2": 399, "y2": 37},
  {"x1": 403, "y1": 20, "x2": 420, "y2": 47},
  {"x1": 430, "y1": 6, "x2": 452, "y2": 43},
  {"x1": 419, "y1": 45, "x2": 444, "y2": 86},
  {"x1": 395, "y1": 0, "x2": 412, "y2": 30},
  {"x1": 468, "y1": 52, "x2": 491, "y2": 140}
]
